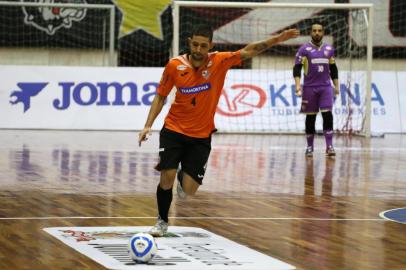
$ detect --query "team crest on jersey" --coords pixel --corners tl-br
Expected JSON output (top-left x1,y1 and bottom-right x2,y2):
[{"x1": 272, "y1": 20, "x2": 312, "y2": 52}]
[
  {"x1": 306, "y1": 47, "x2": 312, "y2": 51},
  {"x1": 22, "y1": 0, "x2": 87, "y2": 35},
  {"x1": 202, "y1": 70, "x2": 210, "y2": 79},
  {"x1": 176, "y1": 65, "x2": 187, "y2": 71}
]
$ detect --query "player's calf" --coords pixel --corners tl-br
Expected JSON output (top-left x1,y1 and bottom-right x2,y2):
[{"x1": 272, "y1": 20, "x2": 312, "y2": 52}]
[{"x1": 176, "y1": 168, "x2": 187, "y2": 199}]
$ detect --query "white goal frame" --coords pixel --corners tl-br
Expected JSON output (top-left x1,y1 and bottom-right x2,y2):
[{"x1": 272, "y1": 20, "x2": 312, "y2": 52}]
[
  {"x1": 172, "y1": 1, "x2": 374, "y2": 137},
  {"x1": 0, "y1": 1, "x2": 116, "y2": 66}
]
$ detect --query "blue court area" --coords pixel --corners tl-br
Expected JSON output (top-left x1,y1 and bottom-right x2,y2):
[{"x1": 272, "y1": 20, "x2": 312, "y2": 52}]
[{"x1": 380, "y1": 208, "x2": 406, "y2": 224}]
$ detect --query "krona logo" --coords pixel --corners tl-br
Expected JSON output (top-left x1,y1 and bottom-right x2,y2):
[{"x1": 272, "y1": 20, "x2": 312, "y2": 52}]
[{"x1": 22, "y1": 0, "x2": 87, "y2": 35}]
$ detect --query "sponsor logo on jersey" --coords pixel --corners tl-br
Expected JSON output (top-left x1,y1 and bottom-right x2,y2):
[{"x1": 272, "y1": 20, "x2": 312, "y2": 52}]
[
  {"x1": 179, "y1": 83, "x2": 211, "y2": 94},
  {"x1": 177, "y1": 65, "x2": 187, "y2": 71},
  {"x1": 311, "y1": 58, "x2": 329, "y2": 64}
]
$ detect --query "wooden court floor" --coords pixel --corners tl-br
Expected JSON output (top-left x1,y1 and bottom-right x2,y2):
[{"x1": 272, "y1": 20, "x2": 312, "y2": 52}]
[{"x1": 0, "y1": 130, "x2": 405, "y2": 270}]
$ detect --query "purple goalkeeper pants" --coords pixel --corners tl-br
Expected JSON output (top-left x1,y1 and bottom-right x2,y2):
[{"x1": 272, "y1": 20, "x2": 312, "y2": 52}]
[{"x1": 300, "y1": 86, "x2": 334, "y2": 114}]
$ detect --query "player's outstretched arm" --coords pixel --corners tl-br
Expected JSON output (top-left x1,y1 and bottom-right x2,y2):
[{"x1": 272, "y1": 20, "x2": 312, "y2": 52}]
[
  {"x1": 138, "y1": 94, "x2": 166, "y2": 146},
  {"x1": 240, "y1": 29, "x2": 299, "y2": 60}
]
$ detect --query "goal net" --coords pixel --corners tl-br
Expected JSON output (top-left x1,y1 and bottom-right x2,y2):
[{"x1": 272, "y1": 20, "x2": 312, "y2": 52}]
[
  {"x1": 173, "y1": 1, "x2": 373, "y2": 136},
  {"x1": 0, "y1": 1, "x2": 116, "y2": 66}
]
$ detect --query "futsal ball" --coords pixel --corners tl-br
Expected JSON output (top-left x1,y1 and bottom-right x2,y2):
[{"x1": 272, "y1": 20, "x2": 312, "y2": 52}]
[{"x1": 128, "y1": 233, "x2": 157, "y2": 263}]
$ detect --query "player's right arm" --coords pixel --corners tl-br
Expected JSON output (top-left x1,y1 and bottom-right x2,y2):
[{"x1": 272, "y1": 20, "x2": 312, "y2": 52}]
[
  {"x1": 138, "y1": 62, "x2": 175, "y2": 146},
  {"x1": 138, "y1": 94, "x2": 166, "y2": 146}
]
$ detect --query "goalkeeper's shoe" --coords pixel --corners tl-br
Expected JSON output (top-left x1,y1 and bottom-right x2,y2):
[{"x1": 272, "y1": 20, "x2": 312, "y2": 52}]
[
  {"x1": 326, "y1": 145, "x2": 336, "y2": 157},
  {"x1": 305, "y1": 146, "x2": 314, "y2": 157}
]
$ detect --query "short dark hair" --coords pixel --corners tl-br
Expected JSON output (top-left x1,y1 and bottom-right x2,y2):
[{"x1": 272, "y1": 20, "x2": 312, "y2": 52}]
[
  {"x1": 311, "y1": 20, "x2": 324, "y2": 29},
  {"x1": 190, "y1": 25, "x2": 213, "y2": 41}
]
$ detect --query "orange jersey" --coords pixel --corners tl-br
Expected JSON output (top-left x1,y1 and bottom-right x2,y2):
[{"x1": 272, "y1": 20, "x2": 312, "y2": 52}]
[{"x1": 157, "y1": 51, "x2": 242, "y2": 138}]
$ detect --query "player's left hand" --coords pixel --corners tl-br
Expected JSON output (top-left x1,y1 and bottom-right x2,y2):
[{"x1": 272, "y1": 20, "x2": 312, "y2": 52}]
[
  {"x1": 295, "y1": 86, "x2": 302, "y2": 97},
  {"x1": 334, "y1": 87, "x2": 339, "y2": 96}
]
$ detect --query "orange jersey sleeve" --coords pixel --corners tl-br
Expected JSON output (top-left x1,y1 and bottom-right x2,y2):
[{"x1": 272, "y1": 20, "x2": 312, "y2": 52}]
[
  {"x1": 215, "y1": 51, "x2": 242, "y2": 70},
  {"x1": 161, "y1": 51, "x2": 242, "y2": 138},
  {"x1": 157, "y1": 61, "x2": 176, "y2": 97}
]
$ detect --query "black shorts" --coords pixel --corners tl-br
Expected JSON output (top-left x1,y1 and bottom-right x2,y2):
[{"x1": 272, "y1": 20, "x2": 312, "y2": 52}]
[{"x1": 155, "y1": 127, "x2": 211, "y2": 185}]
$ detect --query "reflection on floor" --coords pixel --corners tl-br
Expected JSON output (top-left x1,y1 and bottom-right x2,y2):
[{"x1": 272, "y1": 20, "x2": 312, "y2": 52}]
[{"x1": 2, "y1": 130, "x2": 405, "y2": 198}]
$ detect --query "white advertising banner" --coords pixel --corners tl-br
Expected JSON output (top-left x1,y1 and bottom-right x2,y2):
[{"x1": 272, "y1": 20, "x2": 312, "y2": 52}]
[
  {"x1": 1, "y1": 66, "x2": 168, "y2": 130},
  {"x1": 0, "y1": 65, "x2": 403, "y2": 133},
  {"x1": 397, "y1": 72, "x2": 406, "y2": 133},
  {"x1": 216, "y1": 70, "x2": 400, "y2": 133},
  {"x1": 370, "y1": 72, "x2": 401, "y2": 133}
]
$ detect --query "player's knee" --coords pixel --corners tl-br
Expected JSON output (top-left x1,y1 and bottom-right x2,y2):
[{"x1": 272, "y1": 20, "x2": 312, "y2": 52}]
[
  {"x1": 159, "y1": 180, "x2": 173, "y2": 190},
  {"x1": 322, "y1": 111, "x2": 333, "y2": 130},
  {"x1": 159, "y1": 169, "x2": 177, "y2": 189},
  {"x1": 305, "y1": 114, "x2": 317, "y2": 134}
]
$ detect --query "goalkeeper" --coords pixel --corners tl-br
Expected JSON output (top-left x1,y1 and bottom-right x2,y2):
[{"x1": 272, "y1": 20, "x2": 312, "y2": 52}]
[
  {"x1": 293, "y1": 21, "x2": 339, "y2": 158},
  {"x1": 139, "y1": 24, "x2": 298, "y2": 236}
]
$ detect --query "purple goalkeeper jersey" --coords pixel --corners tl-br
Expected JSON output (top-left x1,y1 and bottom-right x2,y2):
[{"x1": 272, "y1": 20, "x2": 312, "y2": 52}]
[{"x1": 295, "y1": 42, "x2": 336, "y2": 87}]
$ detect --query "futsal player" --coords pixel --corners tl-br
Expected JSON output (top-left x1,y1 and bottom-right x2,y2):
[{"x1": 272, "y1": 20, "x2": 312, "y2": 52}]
[
  {"x1": 139, "y1": 24, "x2": 299, "y2": 236},
  {"x1": 293, "y1": 21, "x2": 339, "y2": 157}
]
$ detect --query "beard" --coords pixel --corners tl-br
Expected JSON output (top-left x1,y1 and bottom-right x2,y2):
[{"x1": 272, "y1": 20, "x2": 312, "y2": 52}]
[
  {"x1": 191, "y1": 52, "x2": 204, "y2": 61},
  {"x1": 312, "y1": 36, "x2": 322, "y2": 44}
]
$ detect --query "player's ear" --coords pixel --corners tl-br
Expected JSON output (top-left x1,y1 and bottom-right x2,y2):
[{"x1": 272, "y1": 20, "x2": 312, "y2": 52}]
[
  {"x1": 209, "y1": 42, "x2": 214, "y2": 50},
  {"x1": 187, "y1": 37, "x2": 192, "y2": 47}
]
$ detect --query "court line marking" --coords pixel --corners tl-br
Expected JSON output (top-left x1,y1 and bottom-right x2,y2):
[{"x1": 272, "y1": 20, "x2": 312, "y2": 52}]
[
  {"x1": 379, "y1": 207, "x2": 406, "y2": 225},
  {"x1": 0, "y1": 216, "x2": 385, "y2": 221}
]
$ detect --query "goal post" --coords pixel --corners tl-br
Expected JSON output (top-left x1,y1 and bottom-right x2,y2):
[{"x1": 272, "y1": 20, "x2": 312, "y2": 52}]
[
  {"x1": 172, "y1": 1, "x2": 374, "y2": 136},
  {"x1": 0, "y1": 1, "x2": 116, "y2": 66}
]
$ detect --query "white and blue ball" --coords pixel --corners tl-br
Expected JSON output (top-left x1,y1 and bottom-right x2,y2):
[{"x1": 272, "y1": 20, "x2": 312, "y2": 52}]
[{"x1": 128, "y1": 233, "x2": 157, "y2": 263}]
